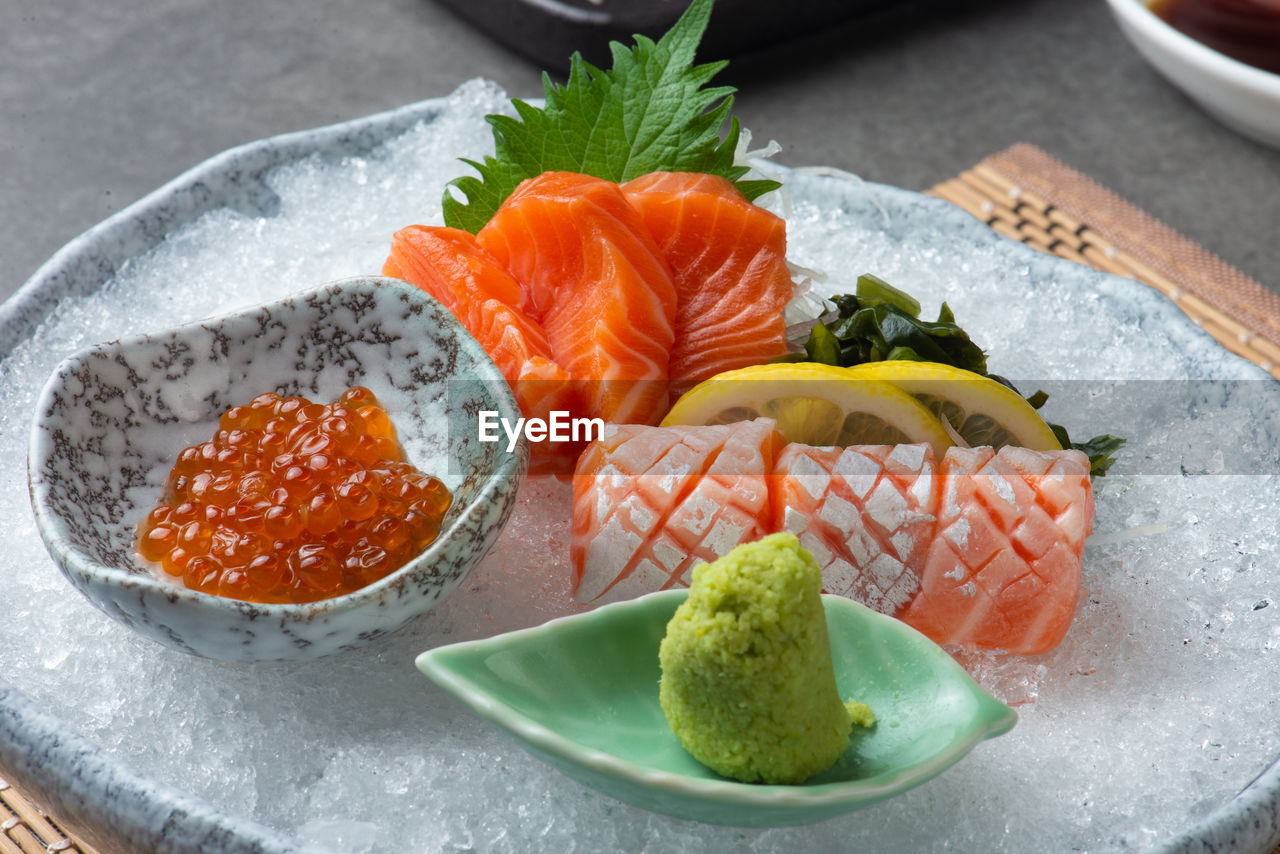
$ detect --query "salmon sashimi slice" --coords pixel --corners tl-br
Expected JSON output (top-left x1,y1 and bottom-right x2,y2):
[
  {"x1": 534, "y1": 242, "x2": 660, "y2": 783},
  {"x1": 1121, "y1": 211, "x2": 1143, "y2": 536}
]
[
  {"x1": 478, "y1": 172, "x2": 678, "y2": 425},
  {"x1": 622, "y1": 172, "x2": 736, "y2": 196},
  {"x1": 383, "y1": 225, "x2": 575, "y2": 413},
  {"x1": 571, "y1": 418, "x2": 783, "y2": 605},
  {"x1": 386, "y1": 224, "x2": 531, "y2": 314},
  {"x1": 384, "y1": 225, "x2": 585, "y2": 473},
  {"x1": 898, "y1": 446, "x2": 1093, "y2": 655},
  {"x1": 622, "y1": 172, "x2": 792, "y2": 394},
  {"x1": 773, "y1": 443, "x2": 937, "y2": 616}
]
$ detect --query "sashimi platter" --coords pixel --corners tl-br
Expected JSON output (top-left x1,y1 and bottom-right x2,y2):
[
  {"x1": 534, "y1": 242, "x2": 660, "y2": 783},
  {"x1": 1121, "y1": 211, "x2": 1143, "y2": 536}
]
[{"x1": 6, "y1": 1, "x2": 1280, "y2": 852}]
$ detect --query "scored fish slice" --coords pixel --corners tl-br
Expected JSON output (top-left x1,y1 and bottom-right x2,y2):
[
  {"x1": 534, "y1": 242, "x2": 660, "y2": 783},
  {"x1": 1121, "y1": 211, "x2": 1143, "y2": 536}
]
[
  {"x1": 572, "y1": 419, "x2": 782, "y2": 605},
  {"x1": 570, "y1": 422, "x2": 1095, "y2": 656},
  {"x1": 773, "y1": 443, "x2": 937, "y2": 615},
  {"x1": 898, "y1": 446, "x2": 1093, "y2": 654}
]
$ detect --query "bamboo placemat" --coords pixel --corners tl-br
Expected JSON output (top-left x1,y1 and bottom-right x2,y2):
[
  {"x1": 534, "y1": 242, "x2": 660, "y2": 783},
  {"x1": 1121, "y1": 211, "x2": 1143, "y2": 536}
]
[
  {"x1": 0, "y1": 778, "x2": 98, "y2": 854},
  {"x1": 3, "y1": 143, "x2": 1278, "y2": 854},
  {"x1": 928, "y1": 143, "x2": 1280, "y2": 379}
]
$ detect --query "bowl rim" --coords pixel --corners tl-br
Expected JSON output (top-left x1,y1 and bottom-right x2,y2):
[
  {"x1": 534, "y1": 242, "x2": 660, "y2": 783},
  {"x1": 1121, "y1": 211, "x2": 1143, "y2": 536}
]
[
  {"x1": 1105, "y1": 0, "x2": 1280, "y2": 94},
  {"x1": 415, "y1": 589, "x2": 1018, "y2": 812},
  {"x1": 27, "y1": 274, "x2": 526, "y2": 621}
]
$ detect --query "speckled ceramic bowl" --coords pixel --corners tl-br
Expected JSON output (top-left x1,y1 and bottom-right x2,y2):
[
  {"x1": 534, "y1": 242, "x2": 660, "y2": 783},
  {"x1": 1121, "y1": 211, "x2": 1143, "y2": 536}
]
[{"x1": 27, "y1": 276, "x2": 526, "y2": 662}]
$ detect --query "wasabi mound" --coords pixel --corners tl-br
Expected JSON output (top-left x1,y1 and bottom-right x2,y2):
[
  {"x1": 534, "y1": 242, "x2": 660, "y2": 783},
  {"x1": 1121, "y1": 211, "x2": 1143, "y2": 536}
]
[{"x1": 658, "y1": 532, "x2": 873, "y2": 784}]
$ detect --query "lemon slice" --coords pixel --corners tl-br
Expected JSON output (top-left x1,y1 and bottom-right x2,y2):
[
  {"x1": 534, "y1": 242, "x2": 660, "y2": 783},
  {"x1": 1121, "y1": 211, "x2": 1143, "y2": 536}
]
[
  {"x1": 845, "y1": 361, "x2": 1061, "y2": 450},
  {"x1": 661, "y1": 363, "x2": 953, "y2": 457}
]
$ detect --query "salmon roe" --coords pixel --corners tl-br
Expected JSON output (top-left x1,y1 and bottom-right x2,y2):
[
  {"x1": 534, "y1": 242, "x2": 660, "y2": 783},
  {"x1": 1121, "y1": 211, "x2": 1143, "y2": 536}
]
[{"x1": 136, "y1": 387, "x2": 452, "y2": 604}]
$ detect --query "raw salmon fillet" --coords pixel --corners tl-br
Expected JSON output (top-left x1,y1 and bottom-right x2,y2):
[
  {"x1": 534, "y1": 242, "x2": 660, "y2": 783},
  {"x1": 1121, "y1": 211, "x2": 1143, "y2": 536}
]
[
  {"x1": 478, "y1": 172, "x2": 678, "y2": 426},
  {"x1": 622, "y1": 172, "x2": 792, "y2": 393},
  {"x1": 898, "y1": 446, "x2": 1093, "y2": 655},
  {"x1": 571, "y1": 424, "x2": 1094, "y2": 654},
  {"x1": 571, "y1": 418, "x2": 783, "y2": 605},
  {"x1": 383, "y1": 225, "x2": 575, "y2": 422}
]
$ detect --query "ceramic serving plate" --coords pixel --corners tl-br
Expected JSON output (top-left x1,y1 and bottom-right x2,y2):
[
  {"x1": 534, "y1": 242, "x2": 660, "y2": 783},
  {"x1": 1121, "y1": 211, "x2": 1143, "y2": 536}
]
[
  {"x1": 416, "y1": 590, "x2": 1017, "y2": 827},
  {"x1": 1, "y1": 86, "x2": 1279, "y2": 854}
]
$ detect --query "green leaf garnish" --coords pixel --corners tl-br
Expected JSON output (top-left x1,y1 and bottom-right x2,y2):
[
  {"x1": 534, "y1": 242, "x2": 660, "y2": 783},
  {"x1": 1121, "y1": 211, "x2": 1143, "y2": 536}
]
[
  {"x1": 1068, "y1": 433, "x2": 1127, "y2": 478},
  {"x1": 808, "y1": 275, "x2": 989, "y2": 375},
  {"x1": 802, "y1": 273, "x2": 1126, "y2": 476},
  {"x1": 442, "y1": 0, "x2": 781, "y2": 233}
]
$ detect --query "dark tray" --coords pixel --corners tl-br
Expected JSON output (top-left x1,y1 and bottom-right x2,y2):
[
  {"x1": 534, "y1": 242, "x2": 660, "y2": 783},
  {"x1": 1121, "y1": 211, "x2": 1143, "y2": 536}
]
[{"x1": 431, "y1": 0, "x2": 898, "y2": 70}]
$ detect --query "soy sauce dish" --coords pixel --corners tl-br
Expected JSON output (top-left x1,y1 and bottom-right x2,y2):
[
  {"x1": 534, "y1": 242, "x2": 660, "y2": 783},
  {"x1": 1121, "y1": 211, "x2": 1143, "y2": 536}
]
[
  {"x1": 1106, "y1": 0, "x2": 1280, "y2": 148},
  {"x1": 28, "y1": 277, "x2": 526, "y2": 663}
]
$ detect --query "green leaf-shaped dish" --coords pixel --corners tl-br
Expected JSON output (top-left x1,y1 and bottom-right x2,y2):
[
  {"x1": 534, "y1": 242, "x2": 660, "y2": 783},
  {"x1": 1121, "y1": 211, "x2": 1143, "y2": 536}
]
[{"x1": 415, "y1": 590, "x2": 1016, "y2": 827}]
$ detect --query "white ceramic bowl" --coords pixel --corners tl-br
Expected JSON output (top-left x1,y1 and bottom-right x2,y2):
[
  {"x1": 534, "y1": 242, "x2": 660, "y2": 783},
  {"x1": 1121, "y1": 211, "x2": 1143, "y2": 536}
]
[
  {"x1": 28, "y1": 276, "x2": 527, "y2": 662},
  {"x1": 1106, "y1": 0, "x2": 1280, "y2": 148}
]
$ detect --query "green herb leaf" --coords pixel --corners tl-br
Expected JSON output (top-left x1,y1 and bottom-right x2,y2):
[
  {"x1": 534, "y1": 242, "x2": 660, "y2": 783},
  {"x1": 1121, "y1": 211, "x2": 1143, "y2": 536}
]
[
  {"x1": 857, "y1": 273, "x2": 921, "y2": 316},
  {"x1": 1067, "y1": 433, "x2": 1127, "y2": 478},
  {"x1": 803, "y1": 273, "x2": 1126, "y2": 476},
  {"x1": 442, "y1": 0, "x2": 781, "y2": 233},
  {"x1": 804, "y1": 274, "x2": 989, "y2": 376},
  {"x1": 1024, "y1": 389, "x2": 1050, "y2": 409},
  {"x1": 804, "y1": 322, "x2": 842, "y2": 364}
]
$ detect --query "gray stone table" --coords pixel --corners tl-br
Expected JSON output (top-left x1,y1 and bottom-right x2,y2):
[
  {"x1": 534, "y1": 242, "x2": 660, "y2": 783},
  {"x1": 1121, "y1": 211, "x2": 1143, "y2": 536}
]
[
  {"x1": 3, "y1": 0, "x2": 1279, "y2": 308},
  {"x1": 2, "y1": 1, "x2": 1280, "y2": 852}
]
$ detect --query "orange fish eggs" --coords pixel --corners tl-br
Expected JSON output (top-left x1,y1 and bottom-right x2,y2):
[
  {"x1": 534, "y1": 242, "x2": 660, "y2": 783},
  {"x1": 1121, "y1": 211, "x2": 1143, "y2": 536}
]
[{"x1": 136, "y1": 387, "x2": 452, "y2": 604}]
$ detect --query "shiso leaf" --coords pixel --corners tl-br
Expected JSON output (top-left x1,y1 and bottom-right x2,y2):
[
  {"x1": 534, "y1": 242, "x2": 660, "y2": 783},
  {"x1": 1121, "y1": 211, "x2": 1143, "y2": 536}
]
[
  {"x1": 442, "y1": 0, "x2": 781, "y2": 233},
  {"x1": 799, "y1": 273, "x2": 1126, "y2": 476}
]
